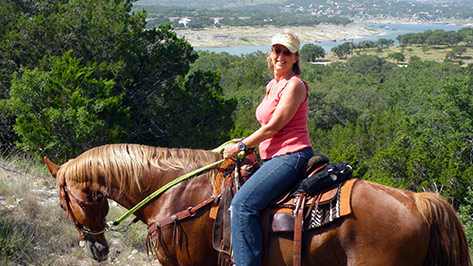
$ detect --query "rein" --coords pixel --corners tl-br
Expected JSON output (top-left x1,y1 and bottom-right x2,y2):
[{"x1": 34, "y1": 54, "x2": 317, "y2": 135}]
[
  {"x1": 60, "y1": 141, "x2": 237, "y2": 235},
  {"x1": 111, "y1": 140, "x2": 237, "y2": 228},
  {"x1": 111, "y1": 158, "x2": 225, "y2": 227}
]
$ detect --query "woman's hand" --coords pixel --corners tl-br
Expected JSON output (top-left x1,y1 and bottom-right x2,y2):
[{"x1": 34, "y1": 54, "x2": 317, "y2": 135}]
[
  {"x1": 223, "y1": 138, "x2": 244, "y2": 158},
  {"x1": 223, "y1": 143, "x2": 240, "y2": 158}
]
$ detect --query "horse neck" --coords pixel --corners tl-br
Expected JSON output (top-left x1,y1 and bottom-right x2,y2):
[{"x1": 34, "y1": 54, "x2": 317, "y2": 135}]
[{"x1": 105, "y1": 167, "x2": 215, "y2": 225}]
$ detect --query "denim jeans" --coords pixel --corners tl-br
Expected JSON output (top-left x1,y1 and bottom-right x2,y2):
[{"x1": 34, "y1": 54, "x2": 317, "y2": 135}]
[{"x1": 231, "y1": 147, "x2": 313, "y2": 266}]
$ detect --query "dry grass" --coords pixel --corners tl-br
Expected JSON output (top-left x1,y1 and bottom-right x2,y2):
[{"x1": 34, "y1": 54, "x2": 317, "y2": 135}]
[
  {"x1": 0, "y1": 153, "x2": 159, "y2": 266},
  {"x1": 324, "y1": 43, "x2": 473, "y2": 65}
]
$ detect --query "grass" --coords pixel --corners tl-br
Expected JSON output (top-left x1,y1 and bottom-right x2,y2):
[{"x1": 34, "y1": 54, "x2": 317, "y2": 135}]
[
  {"x1": 0, "y1": 153, "x2": 158, "y2": 266},
  {"x1": 324, "y1": 44, "x2": 473, "y2": 65}
]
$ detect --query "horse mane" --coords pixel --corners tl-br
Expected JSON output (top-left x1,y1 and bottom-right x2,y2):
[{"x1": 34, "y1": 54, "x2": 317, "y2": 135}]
[{"x1": 56, "y1": 144, "x2": 223, "y2": 193}]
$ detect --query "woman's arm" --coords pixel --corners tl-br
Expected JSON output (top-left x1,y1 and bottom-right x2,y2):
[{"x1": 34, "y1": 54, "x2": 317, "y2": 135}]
[{"x1": 224, "y1": 78, "x2": 307, "y2": 158}]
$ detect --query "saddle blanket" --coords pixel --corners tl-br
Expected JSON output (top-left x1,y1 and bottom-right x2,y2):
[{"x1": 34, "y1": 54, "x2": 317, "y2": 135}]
[{"x1": 270, "y1": 178, "x2": 357, "y2": 232}]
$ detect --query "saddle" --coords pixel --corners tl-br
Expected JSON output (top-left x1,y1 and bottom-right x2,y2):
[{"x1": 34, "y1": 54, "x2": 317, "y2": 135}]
[{"x1": 211, "y1": 151, "x2": 356, "y2": 266}]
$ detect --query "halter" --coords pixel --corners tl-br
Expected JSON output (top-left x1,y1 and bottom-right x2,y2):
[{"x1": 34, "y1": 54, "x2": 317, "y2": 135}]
[{"x1": 58, "y1": 177, "x2": 108, "y2": 237}]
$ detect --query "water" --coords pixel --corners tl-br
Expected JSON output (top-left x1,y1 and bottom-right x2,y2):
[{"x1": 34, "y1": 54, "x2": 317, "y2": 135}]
[{"x1": 194, "y1": 23, "x2": 468, "y2": 55}]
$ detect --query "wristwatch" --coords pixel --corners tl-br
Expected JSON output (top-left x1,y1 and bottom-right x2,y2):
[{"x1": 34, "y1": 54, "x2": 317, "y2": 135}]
[{"x1": 237, "y1": 141, "x2": 246, "y2": 151}]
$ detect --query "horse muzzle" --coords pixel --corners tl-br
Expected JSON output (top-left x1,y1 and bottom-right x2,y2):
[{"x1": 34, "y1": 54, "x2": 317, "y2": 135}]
[{"x1": 82, "y1": 236, "x2": 109, "y2": 262}]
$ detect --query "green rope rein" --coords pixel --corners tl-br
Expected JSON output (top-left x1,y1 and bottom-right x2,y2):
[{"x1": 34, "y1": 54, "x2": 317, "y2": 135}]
[{"x1": 112, "y1": 140, "x2": 236, "y2": 226}]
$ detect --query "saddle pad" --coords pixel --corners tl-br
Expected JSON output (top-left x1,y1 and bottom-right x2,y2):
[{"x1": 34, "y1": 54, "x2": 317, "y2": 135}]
[{"x1": 270, "y1": 178, "x2": 357, "y2": 232}]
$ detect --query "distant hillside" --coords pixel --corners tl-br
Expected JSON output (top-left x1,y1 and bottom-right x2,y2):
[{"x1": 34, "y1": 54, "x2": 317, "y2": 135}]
[
  {"x1": 134, "y1": 0, "x2": 282, "y2": 9},
  {"x1": 135, "y1": 0, "x2": 473, "y2": 8},
  {"x1": 134, "y1": 0, "x2": 473, "y2": 23}
]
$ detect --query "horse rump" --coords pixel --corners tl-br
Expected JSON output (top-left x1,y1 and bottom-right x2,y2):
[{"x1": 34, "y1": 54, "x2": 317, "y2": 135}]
[{"x1": 414, "y1": 192, "x2": 471, "y2": 266}]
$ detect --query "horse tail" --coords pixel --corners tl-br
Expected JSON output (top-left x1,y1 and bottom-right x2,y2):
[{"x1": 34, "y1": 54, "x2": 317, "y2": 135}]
[{"x1": 414, "y1": 192, "x2": 471, "y2": 266}]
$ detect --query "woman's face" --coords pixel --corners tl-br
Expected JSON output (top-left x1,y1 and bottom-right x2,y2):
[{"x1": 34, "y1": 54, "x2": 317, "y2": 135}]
[{"x1": 271, "y1": 44, "x2": 298, "y2": 73}]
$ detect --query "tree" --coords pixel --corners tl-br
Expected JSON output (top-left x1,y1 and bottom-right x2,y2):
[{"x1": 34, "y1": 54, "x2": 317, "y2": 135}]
[
  {"x1": 300, "y1": 44, "x2": 325, "y2": 62},
  {"x1": 0, "y1": 53, "x2": 128, "y2": 160},
  {"x1": 458, "y1": 27, "x2": 473, "y2": 47},
  {"x1": 345, "y1": 55, "x2": 397, "y2": 77},
  {"x1": 388, "y1": 52, "x2": 405, "y2": 64},
  {"x1": 450, "y1": 46, "x2": 467, "y2": 59},
  {"x1": 331, "y1": 42, "x2": 353, "y2": 59},
  {"x1": 459, "y1": 186, "x2": 473, "y2": 246},
  {"x1": 397, "y1": 33, "x2": 417, "y2": 46},
  {"x1": 0, "y1": 0, "x2": 237, "y2": 158},
  {"x1": 357, "y1": 40, "x2": 376, "y2": 51},
  {"x1": 370, "y1": 61, "x2": 473, "y2": 205},
  {"x1": 445, "y1": 31, "x2": 462, "y2": 47},
  {"x1": 158, "y1": 70, "x2": 237, "y2": 148},
  {"x1": 0, "y1": 0, "x2": 67, "y2": 149},
  {"x1": 191, "y1": 51, "x2": 270, "y2": 138},
  {"x1": 376, "y1": 38, "x2": 395, "y2": 49},
  {"x1": 422, "y1": 45, "x2": 430, "y2": 54}
]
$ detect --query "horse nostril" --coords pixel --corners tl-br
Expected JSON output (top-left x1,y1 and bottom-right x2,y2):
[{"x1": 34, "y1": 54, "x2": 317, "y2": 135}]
[{"x1": 84, "y1": 238, "x2": 109, "y2": 262}]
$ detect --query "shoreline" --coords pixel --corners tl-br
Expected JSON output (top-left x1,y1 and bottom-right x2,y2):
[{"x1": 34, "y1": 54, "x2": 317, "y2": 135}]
[
  {"x1": 175, "y1": 19, "x2": 473, "y2": 48},
  {"x1": 176, "y1": 23, "x2": 386, "y2": 48}
]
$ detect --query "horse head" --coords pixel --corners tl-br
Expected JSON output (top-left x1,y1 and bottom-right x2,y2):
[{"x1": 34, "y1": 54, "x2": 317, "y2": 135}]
[{"x1": 45, "y1": 156, "x2": 110, "y2": 262}]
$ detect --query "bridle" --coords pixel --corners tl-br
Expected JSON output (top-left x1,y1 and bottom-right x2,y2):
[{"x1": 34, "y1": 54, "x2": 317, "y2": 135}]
[{"x1": 58, "y1": 177, "x2": 109, "y2": 237}]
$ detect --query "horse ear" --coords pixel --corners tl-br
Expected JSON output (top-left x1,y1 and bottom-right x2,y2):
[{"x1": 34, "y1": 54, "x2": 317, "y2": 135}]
[{"x1": 44, "y1": 156, "x2": 59, "y2": 179}]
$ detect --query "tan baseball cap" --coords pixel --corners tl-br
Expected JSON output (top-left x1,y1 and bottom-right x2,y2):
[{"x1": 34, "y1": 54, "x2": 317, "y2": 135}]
[{"x1": 271, "y1": 32, "x2": 300, "y2": 53}]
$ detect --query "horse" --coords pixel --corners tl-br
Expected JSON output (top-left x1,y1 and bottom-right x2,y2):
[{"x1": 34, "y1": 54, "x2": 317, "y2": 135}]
[{"x1": 44, "y1": 143, "x2": 471, "y2": 266}]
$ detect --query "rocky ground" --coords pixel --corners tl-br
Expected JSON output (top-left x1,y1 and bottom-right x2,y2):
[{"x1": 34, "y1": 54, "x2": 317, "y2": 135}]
[{"x1": 176, "y1": 23, "x2": 385, "y2": 47}]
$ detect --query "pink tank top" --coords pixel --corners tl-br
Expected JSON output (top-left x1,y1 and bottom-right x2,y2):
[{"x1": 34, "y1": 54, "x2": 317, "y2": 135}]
[{"x1": 255, "y1": 76, "x2": 312, "y2": 160}]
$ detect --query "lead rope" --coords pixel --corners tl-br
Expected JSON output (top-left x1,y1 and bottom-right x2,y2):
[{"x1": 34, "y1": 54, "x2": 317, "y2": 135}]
[{"x1": 109, "y1": 140, "x2": 242, "y2": 230}]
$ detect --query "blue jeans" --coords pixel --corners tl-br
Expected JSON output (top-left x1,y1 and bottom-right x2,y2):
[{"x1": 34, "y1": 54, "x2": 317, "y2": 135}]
[{"x1": 231, "y1": 147, "x2": 313, "y2": 266}]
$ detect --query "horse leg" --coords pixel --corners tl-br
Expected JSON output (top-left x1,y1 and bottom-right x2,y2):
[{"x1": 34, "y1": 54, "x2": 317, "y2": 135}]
[
  {"x1": 153, "y1": 215, "x2": 219, "y2": 266},
  {"x1": 263, "y1": 232, "x2": 294, "y2": 266},
  {"x1": 265, "y1": 224, "x2": 348, "y2": 266}
]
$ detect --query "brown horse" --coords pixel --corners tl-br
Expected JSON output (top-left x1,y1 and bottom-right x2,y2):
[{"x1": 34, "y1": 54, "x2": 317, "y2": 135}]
[{"x1": 44, "y1": 144, "x2": 471, "y2": 266}]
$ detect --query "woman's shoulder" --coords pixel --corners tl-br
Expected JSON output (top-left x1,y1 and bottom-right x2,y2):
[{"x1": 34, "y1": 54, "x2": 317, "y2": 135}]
[
  {"x1": 266, "y1": 78, "x2": 277, "y2": 89},
  {"x1": 281, "y1": 76, "x2": 308, "y2": 102},
  {"x1": 287, "y1": 76, "x2": 308, "y2": 90}
]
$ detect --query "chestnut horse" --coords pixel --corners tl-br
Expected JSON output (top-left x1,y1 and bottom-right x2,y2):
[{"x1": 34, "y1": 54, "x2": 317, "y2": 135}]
[{"x1": 44, "y1": 144, "x2": 471, "y2": 266}]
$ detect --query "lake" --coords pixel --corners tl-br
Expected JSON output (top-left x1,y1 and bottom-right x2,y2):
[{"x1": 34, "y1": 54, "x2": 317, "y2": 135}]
[{"x1": 195, "y1": 23, "x2": 467, "y2": 55}]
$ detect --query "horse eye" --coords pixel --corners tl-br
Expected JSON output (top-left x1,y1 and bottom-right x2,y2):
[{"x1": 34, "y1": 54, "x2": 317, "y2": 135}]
[
  {"x1": 60, "y1": 201, "x2": 66, "y2": 210},
  {"x1": 94, "y1": 192, "x2": 103, "y2": 201}
]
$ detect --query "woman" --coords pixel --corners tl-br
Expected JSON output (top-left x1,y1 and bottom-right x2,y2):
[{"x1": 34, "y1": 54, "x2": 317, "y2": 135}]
[{"x1": 223, "y1": 31, "x2": 313, "y2": 266}]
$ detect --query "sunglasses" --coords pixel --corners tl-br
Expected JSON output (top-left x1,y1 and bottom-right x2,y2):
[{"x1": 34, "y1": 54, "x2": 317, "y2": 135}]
[{"x1": 272, "y1": 48, "x2": 293, "y2": 56}]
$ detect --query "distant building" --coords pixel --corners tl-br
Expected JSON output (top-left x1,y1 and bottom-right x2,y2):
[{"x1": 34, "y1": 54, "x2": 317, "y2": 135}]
[
  {"x1": 178, "y1": 17, "x2": 192, "y2": 27},
  {"x1": 212, "y1": 17, "x2": 224, "y2": 24},
  {"x1": 145, "y1": 17, "x2": 159, "y2": 22}
]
